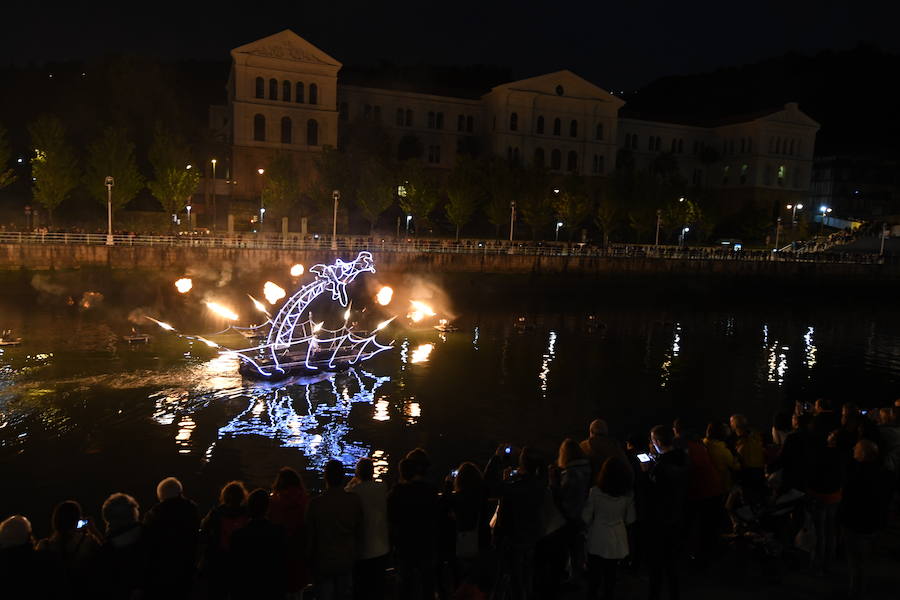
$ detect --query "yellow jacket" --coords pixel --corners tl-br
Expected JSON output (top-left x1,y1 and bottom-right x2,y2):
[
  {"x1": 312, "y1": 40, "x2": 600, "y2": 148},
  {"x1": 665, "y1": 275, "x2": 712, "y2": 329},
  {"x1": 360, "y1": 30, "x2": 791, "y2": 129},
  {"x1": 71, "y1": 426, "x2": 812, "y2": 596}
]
[
  {"x1": 735, "y1": 431, "x2": 765, "y2": 469},
  {"x1": 703, "y1": 438, "x2": 739, "y2": 492}
]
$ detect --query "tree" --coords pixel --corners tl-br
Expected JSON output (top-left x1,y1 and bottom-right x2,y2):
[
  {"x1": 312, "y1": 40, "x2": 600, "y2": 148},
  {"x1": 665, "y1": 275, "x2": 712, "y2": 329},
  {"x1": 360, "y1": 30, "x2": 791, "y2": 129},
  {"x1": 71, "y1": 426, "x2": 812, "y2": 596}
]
[
  {"x1": 307, "y1": 145, "x2": 351, "y2": 228},
  {"x1": 84, "y1": 126, "x2": 144, "y2": 213},
  {"x1": 0, "y1": 124, "x2": 15, "y2": 191},
  {"x1": 261, "y1": 151, "x2": 301, "y2": 223},
  {"x1": 518, "y1": 165, "x2": 554, "y2": 240},
  {"x1": 28, "y1": 115, "x2": 79, "y2": 225},
  {"x1": 147, "y1": 123, "x2": 198, "y2": 228},
  {"x1": 445, "y1": 155, "x2": 483, "y2": 239},
  {"x1": 357, "y1": 158, "x2": 395, "y2": 234},
  {"x1": 552, "y1": 174, "x2": 593, "y2": 241},
  {"x1": 398, "y1": 159, "x2": 438, "y2": 234},
  {"x1": 594, "y1": 179, "x2": 622, "y2": 248},
  {"x1": 483, "y1": 158, "x2": 516, "y2": 238}
]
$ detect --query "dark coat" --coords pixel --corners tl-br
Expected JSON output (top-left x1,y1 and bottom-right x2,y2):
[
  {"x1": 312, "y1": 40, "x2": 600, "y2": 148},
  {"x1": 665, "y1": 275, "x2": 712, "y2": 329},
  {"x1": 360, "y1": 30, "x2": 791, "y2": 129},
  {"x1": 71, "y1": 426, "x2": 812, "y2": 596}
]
[
  {"x1": 838, "y1": 461, "x2": 894, "y2": 534},
  {"x1": 143, "y1": 495, "x2": 200, "y2": 585},
  {"x1": 387, "y1": 480, "x2": 439, "y2": 558}
]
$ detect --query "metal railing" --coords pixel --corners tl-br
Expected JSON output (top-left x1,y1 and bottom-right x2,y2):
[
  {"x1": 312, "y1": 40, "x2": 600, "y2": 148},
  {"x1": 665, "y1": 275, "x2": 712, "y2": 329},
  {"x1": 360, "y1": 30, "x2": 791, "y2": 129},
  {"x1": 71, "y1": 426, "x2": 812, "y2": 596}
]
[{"x1": 0, "y1": 231, "x2": 890, "y2": 265}]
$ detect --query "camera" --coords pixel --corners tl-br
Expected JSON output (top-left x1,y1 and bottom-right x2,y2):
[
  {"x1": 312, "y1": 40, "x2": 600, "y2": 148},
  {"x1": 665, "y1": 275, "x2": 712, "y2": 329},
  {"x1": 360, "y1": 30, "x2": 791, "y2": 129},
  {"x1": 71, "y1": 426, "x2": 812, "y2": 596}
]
[{"x1": 504, "y1": 446, "x2": 512, "y2": 455}]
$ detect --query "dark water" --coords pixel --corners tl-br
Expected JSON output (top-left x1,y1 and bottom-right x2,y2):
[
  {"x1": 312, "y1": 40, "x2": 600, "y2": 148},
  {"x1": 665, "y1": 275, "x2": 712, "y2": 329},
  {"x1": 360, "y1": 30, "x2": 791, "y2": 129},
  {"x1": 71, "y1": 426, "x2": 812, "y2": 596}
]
[{"x1": 1, "y1": 267, "x2": 899, "y2": 533}]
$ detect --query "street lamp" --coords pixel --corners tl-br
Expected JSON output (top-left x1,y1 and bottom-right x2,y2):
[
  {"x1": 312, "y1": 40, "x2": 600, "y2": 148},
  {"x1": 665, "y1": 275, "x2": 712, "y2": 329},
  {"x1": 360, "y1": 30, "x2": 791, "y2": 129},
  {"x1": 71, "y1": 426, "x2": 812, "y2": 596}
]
[
  {"x1": 210, "y1": 158, "x2": 217, "y2": 231},
  {"x1": 655, "y1": 209, "x2": 662, "y2": 246},
  {"x1": 786, "y1": 203, "x2": 803, "y2": 227},
  {"x1": 555, "y1": 221, "x2": 563, "y2": 241},
  {"x1": 257, "y1": 168, "x2": 265, "y2": 231},
  {"x1": 819, "y1": 205, "x2": 832, "y2": 236},
  {"x1": 104, "y1": 176, "x2": 114, "y2": 245},
  {"x1": 185, "y1": 204, "x2": 192, "y2": 229},
  {"x1": 509, "y1": 200, "x2": 516, "y2": 242},
  {"x1": 406, "y1": 214, "x2": 412, "y2": 234},
  {"x1": 331, "y1": 189, "x2": 340, "y2": 250},
  {"x1": 680, "y1": 226, "x2": 690, "y2": 247},
  {"x1": 774, "y1": 216, "x2": 782, "y2": 251}
]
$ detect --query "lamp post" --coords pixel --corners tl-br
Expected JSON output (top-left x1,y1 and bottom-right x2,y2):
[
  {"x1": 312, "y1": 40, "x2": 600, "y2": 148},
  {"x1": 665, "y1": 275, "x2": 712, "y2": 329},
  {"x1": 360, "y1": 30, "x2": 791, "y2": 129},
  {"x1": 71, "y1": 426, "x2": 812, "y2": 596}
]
[
  {"x1": 774, "y1": 216, "x2": 782, "y2": 252},
  {"x1": 680, "y1": 226, "x2": 690, "y2": 247},
  {"x1": 655, "y1": 209, "x2": 662, "y2": 246},
  {"x1": 555, "y1": 221, "x2": 563, "y2": 241},
  {"x1": 210, "y1": 158, "x2": 217, "y2": 231},
  {"x1": 185, "y1": 204, "x2": 192, "y2": 230},
  {"x1": 786, "y1": 203, "x2": 803, "y2": 227},
  {"x1": 818, "y1": 205, "x2": 832, "y2": 236},
  {"x1": 104, "y1": 176, "x2": 114, "y2": 245},
  {"x1": 406, "y1": 215, "x2": 412, "y2": 235},
  {"x1": 257, "y1": 168, "x2": 265, "y2": 232},
  {"x1": 509, "y1": 200, "x2": 516, "y2": 241},
  {"x1": 331, "y1": 189, "x2": 340, "y2": 250}
]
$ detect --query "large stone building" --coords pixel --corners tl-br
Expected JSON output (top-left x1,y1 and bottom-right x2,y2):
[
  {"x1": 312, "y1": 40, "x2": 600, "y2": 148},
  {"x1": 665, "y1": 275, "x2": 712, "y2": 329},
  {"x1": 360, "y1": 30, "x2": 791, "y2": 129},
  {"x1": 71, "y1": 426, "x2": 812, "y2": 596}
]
[{"x1": 208, "y1": 30, "x2": 820, "y2": 230}]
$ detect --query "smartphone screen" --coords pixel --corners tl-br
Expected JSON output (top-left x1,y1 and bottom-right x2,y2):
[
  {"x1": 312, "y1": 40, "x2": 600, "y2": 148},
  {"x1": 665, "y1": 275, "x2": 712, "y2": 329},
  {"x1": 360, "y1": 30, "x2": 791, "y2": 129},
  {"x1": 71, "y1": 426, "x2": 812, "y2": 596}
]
[
  {"x1": 451, "y1": 469, "x2": 459, "y2": 477},
  {"x1": 504, "y1": 446, "x2": 512, "y2": 454},
  {"x1": 76, "y1": 519, "x2": 88, "y2": 529},
  {"x1": 637, "y1": 453, "x2": 652, "y2": 463}
]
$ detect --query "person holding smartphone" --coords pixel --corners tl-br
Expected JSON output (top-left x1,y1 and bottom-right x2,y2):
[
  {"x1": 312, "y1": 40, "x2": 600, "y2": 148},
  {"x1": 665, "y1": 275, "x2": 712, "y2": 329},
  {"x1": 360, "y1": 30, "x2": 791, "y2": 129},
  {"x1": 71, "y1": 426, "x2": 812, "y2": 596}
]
[{"x1": 35, "y1": 500, "x2": 102, "y2": 596}]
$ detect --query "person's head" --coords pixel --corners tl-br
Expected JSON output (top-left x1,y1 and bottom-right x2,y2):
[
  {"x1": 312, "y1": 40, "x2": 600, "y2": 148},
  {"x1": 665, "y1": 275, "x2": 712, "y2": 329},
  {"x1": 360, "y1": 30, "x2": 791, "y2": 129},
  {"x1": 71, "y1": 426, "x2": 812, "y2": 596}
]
[
  {"x1": 51, "y1": 500, "x2": 82, "y2": 536},
  {"x1": 453, "y1": 461, "x2": 483, "y2": 494},
  {"x1": 355, "y1": 458, "x2": 375, "y2": 482},
  {"x1": 0, "y1": 515, "x2": 33, "y2": 549},
  {"x1": 877, "y1": 407, "x2": 896, "y2": 426},
  {"x1": 246, "y1": 488, "x2": 270, "y2": 519},
  {"x1": 729, "y1": 414, "x2": 748, "y2": 435},
  {"x1": 826, "y1": 429, "x2": 840, "y2": 448},
  {"x1": 272, "y1": 467, "x2": 305, "y2": 493},
  {"x1": 398, "y1": 458, "x2": 418, "y2": 483},
  {"x1": 773, "y1": 410, "x2": 792, "y2": 432},
  {"x1": 557, "y1": 437, "x2": 585, "y2": 468},
  {"x1": 518, "y1": 447, "x2": 542, "y2": 475},
  {"x1": 650, "y1": 425, "x2": 675, "y2": 453},
  {"x1": 101, "y1": 493, "x2": 140, "y2": 532},
  {"x1": 815, "y1": 398, "x2": 831, "y2": 414},
  {"x1": 219, "y1": 481, "x2": 248, "y2": 508},
  {"x1": 156, "y1": 477, "x2": 183, "y2": 502},
  {"x1": 324, "y1": 460, "x2": 345, "y2": 489},
  {"x1": 405, "y1": 448, "x2": 431, "y2": 478},
  {"x1": 597, "y1": 457, "x2": 632, "y2": 497},
  {"x1": 841, "y1": 403, "x2": 859, "y2": 424},
  {"x1": 853, "y1": 439, "x2": 879, "y2": 463},
  {"x1": 625, "y1": 434, "x2": 641, "y2": 451},
  {"x1": 589, "y1": 419, "x2": 609, "y2": 438},
  {"x1": 705, "y1": 422, "x2": 729, "y2": 441}
]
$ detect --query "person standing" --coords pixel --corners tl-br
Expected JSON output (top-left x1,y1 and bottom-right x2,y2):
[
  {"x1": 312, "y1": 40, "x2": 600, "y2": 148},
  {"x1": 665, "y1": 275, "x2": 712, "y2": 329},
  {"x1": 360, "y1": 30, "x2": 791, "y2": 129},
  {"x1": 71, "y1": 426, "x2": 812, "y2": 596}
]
[
  {"x1": 306, "y1": 460, "x2": 364, "y2": 600},
  {"x1": 807, "y1": 430, "x2": 847, "y2": 575},
  {"x1": 580, "y1": 419, "x2": 630, "y2": 483},
  {"x1": 346, "y1": 458, "x2": 390, "y2": 600},
  {"x1": 199, "y1": 481, "x2": 250, "y2": 598},
  {"x1": 231, "y1": 488, "x2": 288, "y2": 599},
  {"x1": 142, "y1": 477, "x2": 201, "y2": 599},
  {"x1": 36, "y1": 500, "x2": 102, "y2": 600},
  {"x1": 268, "y1": 467, "x2": 310, "y2": 598},
  {"x1": 98, "y1": 493, "x2": 146, "y2": 599}
]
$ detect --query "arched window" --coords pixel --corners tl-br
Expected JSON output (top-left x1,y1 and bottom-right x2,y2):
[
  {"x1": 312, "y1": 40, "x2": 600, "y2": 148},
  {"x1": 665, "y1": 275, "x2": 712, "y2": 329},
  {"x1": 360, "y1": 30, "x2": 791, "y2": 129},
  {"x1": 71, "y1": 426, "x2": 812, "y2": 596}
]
[
  {"x1": 295, "y1": 82, "x2": 304, "y2": 103},
  {"x1": 406, "y1": 110, "x2": 413, "y2": 126},
  {"x1": 534, "y1": 147, "x2": 545, "y2": 168},
  {"x1": 307, "y1": 119, "x2": 318, "y2": 146},
  {"x1": 427, "y1": 111, "x2": 436, "y2": 128},
  {"x1": 281, "y1": 117, "x2": 292, "y2": 143},
  {"x1": 397, "y1": 108, "x2": 405, "y2": 126},
  {"x1": 567, "y1": 151, "x2": 578, "y2": 173},
  {"x1": 253, "y1": 114, "x2": 266, "y2": 141},
  {"x1": 569, "y1": 120, "x2": 578, "y2": 138},
  {"x1": 457, "y1": 114, "x2": 465, "y2": 132},
  {"x1": 536, "y1": 115, "x2": 545, "y2": 134},
  {"x1": 551, "y1": 149, "x2": 561, "y2": 170},
  {"x1": 777, "y1": 165, "x2": 786, "y2": 186},
  {"x1": 510, "y1": 112, "x2": 518, "y2": 131},
  {"x1": 466, "y1": 116, "x2": 473, "y2": 132},
  {"x1": 553, "y1": 118, "x2": 561, "y2": 136},
  {"x1": 436, "y1": 112, "x2": 444, "y2": 130},
  {"x1": 269, "y1": 78, "x2": 278, "y2": 100},
  {"x1": 308, "y1": 83, "x2": 318, "y2": 105},
  {"x1": 255, "y1": 77, "x2": 264, "y2": 98},
  {"x1": 282, "y1": 81, "x2": 291, "y2": 102},
  {"x1": 595, "y1": 123, "x2": 604, "y2": 140}
]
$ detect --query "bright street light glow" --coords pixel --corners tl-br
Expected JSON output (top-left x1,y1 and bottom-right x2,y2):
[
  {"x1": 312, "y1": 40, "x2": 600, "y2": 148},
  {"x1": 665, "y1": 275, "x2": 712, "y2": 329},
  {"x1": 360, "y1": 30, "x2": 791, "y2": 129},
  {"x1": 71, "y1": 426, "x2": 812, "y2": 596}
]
[
  {"x1": 257, "y1": 168, "x2": 265, "y2": 175},
  {"x1": 797, "y1": 204, "x2": 804, "y2": 210}
]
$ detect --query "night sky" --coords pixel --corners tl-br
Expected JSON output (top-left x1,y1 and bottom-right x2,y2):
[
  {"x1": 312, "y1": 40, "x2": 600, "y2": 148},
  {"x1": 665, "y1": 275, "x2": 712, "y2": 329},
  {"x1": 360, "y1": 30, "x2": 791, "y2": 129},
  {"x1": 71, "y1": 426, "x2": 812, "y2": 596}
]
[{"x1": 3, "y1": 1, "x2": 898, "y2": 90}]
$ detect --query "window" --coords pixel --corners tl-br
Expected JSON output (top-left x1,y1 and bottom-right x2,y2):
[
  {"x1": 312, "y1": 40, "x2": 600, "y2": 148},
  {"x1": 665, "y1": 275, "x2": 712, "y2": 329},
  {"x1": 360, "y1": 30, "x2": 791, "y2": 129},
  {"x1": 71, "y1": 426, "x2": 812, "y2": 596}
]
[
  {"x1": 466, "y1": 116, "x2": 473, "y2": 132},
  {"x1": 551, "y1": 149, "x2": 561, "y2": 170},
  {"x1": 307, "y1": 119, "x2": 318, "y2": 146},
  {"x1": 569, "y1": 120, "x2": 578, "y2": 138},
  {"x1": 740, "y1": 164, "x2": 748, "y2": 185},
  {"x1": 510, "y1": 112, "x2": 518, "y2": 131},
  {"x1": 457, "y1": 115, "x2": 465, "y2": 132},
  {"x1": 764, "y1": 164, "x2": 773, "y2": 186},
  {"x1": 677, "y1": 139, "x2": 684, "y2": 154},
  {"x1": 253, "y1": 114, "x2": 266, "y2": 141},
  {"x1": 374, "y1": 106, "x2": 381, "y2": 122},
  {"x1": 671, "y1": 138, "x2": 677, "y2": 153},
  {"x1": 597, "y1": 155, "x2": 605, "y2": 174},
  {"x1": 747, "y1": 138, "x2": 752, "y2": 153},
  {"x1": 281, "y1": 117, "x2": 292, "y2": 143},
  {"x1": 775, "y1": 138, "x2": 781, "y2": 154},
  {"x1": 534, "y1": 147, "x2": 545, "y2": 168},
  {"x1": 269, "y1": 78, "x2": 278, "y2": 100},
  {"x1": 722, "y1": 165, "x2": 730, "y2": 185},
  {"x1": 308, "y1": 83, "x2": 318, "y2": 105},
  {"x1": 650, "y1": 137, "x2": 656, "y2": 151},
  {"x1": 655, "y1": 137, "x2": 661, "y2": 151},
  {"x1": 427, "y1": 111, "x2": 436, "y2": 129},
  {"x1": 740, "y1": 138, "x2": 746, "y2": 154},
  {"x1": 339, "y1": 102, "x2": 348, "y2": 121},
  {"x1": 624, "y1": 133, "x2": 631, "y2": 148},
  {"x1": 553, "y1": 118, "x2": 561, "y2": 136},
  {"x1": 567, "y1": 151, "x2": 578, "y2": 173},
  {"x1": 693, "y1": 140, "x2": 700, "y2": 155},
  {"x1": 282, "y1": 81, "x2": 291, "y2": 102},
  {"x1": 789, "y1": 139, "x2": 795, "y2": 155},
  {"x1": 406, "y1": 109, "x2": 413, "y2": 127},
  {"x1": 729, "y1": 140, "x2": 734, "y2": 154},
  {"x1": 397, "y1": 108, "x2": 405, "y2": 127},
  {"x1": 793, "y1": 168, "x2": 801, "y2": 188},
  {"x1": 436, "y1": 112, "x2": 444, "y2": 130},
  {"x1": 777, "y1": 165, "x2": 786, "y2": 186},
  {"x1": 255, "y1": 77, "x2": 264, "y2": 98},
  {"x1": 295, "y1": 82, "x2": 304, "y2": 103},
  {"x1": 692, "y1": 169, "x2": 702, "y2": 185},
  {"x1": 592, "y1": 154, "x2": 599, "y2": 173},
  {"x1": 364, "y1": 104, "x2": 372, "y2": 119},
  {"x1": 536, "y1": 116, "x2": 545, "y2": 134},
  {"x1": 428, "y1": 144, "x2": 441, "y2": 164},
  {"x1": 631, "y1": 135, "x2": 638, "y2": 150},
  {"x1": 595, "y1": 123, "x2": 603, "y2": 140}
]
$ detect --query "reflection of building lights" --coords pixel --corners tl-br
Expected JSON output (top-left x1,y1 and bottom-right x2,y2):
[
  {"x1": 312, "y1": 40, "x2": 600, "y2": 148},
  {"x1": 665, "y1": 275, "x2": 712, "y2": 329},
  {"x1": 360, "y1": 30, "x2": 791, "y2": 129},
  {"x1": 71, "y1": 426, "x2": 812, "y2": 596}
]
[
  {"x1": 371, "y1": 449, "x2": 389, "y2": 480},
  {"x1": 404, "y1": 398, "x2": 421, "y2": 424},
  {"x1": 538, "y1": 331, "x2": 557, "y2": 396},
  {"x1": 660, "y1": 323, "x2": 681, "y2": 388},
  {"x1": 473, "y1": 326, "x2": 479, "y2": 350},
  {"x1": 373, "y1": 396, "x2": 390, "y2": 421},
  {"x1": 804, "y1": 327, "x2": 817, "y2": 369},
  {"x1": 767, "y1": 341, "x2": 789, "y2": 385}
]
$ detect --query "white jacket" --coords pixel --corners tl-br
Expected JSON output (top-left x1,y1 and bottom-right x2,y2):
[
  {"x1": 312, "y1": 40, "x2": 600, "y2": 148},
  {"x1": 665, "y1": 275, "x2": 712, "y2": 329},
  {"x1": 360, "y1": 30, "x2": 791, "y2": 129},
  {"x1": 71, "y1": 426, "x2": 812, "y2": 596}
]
[
  {"x1": 346, "y1": 479, "x2": 389, "y2": 559},
  {"x1": 581, "y1": 487, "x2": 635, "y2": 559}
]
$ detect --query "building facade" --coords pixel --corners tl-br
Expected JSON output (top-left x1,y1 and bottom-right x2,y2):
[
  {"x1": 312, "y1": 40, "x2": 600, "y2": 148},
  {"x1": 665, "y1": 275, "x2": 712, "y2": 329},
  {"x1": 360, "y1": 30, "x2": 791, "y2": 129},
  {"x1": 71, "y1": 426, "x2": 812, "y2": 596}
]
[{"x1": 210, "y1": 30, "x2": 820, "y2": 226}]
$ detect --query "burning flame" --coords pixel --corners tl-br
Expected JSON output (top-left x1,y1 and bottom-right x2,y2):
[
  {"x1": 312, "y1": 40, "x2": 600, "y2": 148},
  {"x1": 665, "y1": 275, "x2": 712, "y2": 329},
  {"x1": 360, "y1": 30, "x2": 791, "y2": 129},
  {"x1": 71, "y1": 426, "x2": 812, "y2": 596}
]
[
  {"x1": 376, "y1": 286, "x2": 393, "y2": 306},
  {"x1": 263, "y1": 281, "x2": 286, "y2": 305},
  {"x1": 290, "y1": 264, "x2": 304, "y2": 277},
  {"x1": 344, "y1": 308, "x2": 351, "y2": 320},
  {"x1": 195, "y1": 336, "x2": 219, "y2": 348},
  {"x1": 248, "y1": 295, "x2": 270, "y2": 315},
  {"x1": 146, "y1": 317, "x2": 175, "y2": 331},
  {"x1": 376, "y1": 317, "x2": 396, "y2": 331},
  {"x1": 411, "y1": 343, "x2": 434, "y2": 364},
  {"x1": 174, "y1": 278, "x2": 192, "y2": 294},
  {"x1": 205, "y1": 301, "x2": 239, "y2": 321},
  {"x1": 408, "y1": 300, "x2": 437, "y2": 323}
]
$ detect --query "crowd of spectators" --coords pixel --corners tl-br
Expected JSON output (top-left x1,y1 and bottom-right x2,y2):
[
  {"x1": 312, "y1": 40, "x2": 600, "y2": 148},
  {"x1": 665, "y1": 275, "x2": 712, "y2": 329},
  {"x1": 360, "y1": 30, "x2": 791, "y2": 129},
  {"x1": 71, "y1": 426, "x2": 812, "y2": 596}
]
[{"x1": 1, "y1": 399, "x2": 898, "y2": 600}]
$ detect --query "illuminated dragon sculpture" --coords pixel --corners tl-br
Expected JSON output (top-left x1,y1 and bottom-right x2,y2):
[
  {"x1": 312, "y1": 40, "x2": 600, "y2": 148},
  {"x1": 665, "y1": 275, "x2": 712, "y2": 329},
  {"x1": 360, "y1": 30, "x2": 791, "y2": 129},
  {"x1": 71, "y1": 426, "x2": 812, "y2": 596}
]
[{"x1": 230, "y1": 251, "x2": 393, "y2": 379}]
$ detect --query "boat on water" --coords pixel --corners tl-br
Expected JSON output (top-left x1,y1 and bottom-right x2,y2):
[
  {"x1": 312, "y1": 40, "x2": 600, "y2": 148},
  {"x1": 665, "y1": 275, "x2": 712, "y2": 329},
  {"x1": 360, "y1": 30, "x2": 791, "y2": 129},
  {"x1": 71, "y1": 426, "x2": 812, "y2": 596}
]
[
  {"x1": 433, "y1": 319, "x2": 459, "y2": 333},
  {"x1": 0, "y1": 330, "x2": 22, "y2": 346}
]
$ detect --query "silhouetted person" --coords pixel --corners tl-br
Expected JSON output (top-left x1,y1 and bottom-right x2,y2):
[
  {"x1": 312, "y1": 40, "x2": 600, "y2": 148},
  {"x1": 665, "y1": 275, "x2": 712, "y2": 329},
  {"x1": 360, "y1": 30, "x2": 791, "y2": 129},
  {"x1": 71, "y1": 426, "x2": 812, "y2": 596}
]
[
  {"x1": 547, "y1": 437, "x2": 591, "y2": 588},
  {"x1": 388, "y1": 457, "x2": 440, "y2": 600},
  {"x1": 346, "y1": 458, "x2": 389, "y2": 600},
  {"x1": 811, "y1": 398, "x2": 841, "y2": 442},
  {"x1": 307, "y1": 459, "x2": 363, "y2": 600},
  {"x1": 143, "y1": 477, "x2": 200, "y2": 600},
  {"x1": 446, "y1": 461, "x2": 491, "y2": 592},
  {"x1": 36, "y1": 500, "x2": 102, "y2": 600},
  {"x1": 0, "y1": 515, "x2": 46, "y2": 599},
  {"x1": 580, "y1": 419, "x2": 629, "y2": 483},
  {"x1": 674, "y1": 419, "x2": 722, "y2": 565},
  {"x1": 268, "y1": 467, "x2": 310, "y2": 596},
  {"x1": 99, "y1": 493, "x2": 146, "y2": 599},
  {"x1": 231, "y1": 488, "x2": 287, "y2": 599},
  {"x1": 200, "y1": 481, "x2": 249, "y2": 599},
  {"x1": 808, "y1": 430, "x2": 847, "y2": 574},
  {"x1": 729, "y1": 414, "x2": 766, "y2": 496},
  {"x1": 641, "y1": 425, "x2": 688, "y2": 600}
]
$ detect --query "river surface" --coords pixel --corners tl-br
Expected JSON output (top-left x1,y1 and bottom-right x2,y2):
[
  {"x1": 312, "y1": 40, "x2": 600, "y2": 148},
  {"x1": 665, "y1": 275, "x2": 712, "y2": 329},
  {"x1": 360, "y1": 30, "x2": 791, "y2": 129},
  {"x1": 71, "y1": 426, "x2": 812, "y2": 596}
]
[{"x1": 1, "y1": 266, "x2": 898, "y2": 532}]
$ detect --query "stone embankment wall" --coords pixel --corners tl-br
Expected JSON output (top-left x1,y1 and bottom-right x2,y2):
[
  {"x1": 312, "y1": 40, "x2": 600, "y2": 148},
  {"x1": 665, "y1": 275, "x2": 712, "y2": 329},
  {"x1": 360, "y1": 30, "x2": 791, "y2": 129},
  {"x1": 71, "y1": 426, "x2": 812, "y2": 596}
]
[{"x1": 0, "y1": 243, "x2": 896, "y2": 282}]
